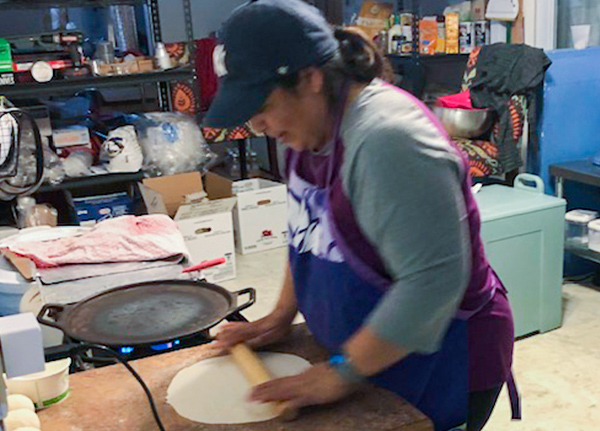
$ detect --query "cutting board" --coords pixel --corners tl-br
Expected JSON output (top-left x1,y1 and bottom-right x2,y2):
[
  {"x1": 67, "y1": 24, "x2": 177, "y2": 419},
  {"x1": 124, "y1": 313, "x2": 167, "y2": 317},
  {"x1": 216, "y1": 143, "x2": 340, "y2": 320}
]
[{"x1": 38, "y1": 326, "x2": 432, "y2": 431}]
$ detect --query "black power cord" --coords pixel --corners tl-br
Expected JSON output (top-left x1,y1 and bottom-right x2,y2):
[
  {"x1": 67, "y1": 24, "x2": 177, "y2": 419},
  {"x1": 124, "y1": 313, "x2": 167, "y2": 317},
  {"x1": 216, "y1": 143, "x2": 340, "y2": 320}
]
[{"x1": 70, "y1": 343, "x2": 167, "y2": 431}]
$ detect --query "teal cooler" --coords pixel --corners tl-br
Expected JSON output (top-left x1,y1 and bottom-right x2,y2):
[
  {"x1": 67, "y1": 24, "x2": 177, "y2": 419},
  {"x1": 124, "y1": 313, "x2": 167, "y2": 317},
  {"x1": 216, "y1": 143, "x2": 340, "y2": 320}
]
[{"x1": 475, "y1": 174, "x2": 567, "y2": 338}]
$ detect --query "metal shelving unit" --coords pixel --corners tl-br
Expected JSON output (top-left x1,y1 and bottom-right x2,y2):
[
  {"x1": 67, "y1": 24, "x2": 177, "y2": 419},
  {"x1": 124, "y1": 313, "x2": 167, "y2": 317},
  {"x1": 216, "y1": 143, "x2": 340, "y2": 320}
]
[
  {"x1": 36, "y1": 172, "x2": 145, "y2": 193},
  {"x1": 0, "y1": 0, "x2": 198, "y2": 224},
  {"x1": 564, "y1": 239, "x2": 600, "y2": 265},
  {"x1": 0, "y1": 67, "x2": 194, "y2": 98},
  {"x1": 0, "y1": 0, "x2": 144, "y2": 8}
]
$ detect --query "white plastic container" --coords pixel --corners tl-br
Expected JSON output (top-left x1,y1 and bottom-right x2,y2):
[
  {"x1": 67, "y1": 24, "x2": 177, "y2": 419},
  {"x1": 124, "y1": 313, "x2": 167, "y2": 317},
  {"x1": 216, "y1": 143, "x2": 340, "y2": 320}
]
[
  {"x1": 588, "y1": 219, "x2": 600, "y2": 253},
  {"x1": 6, "y1": 358, "x2": 71, "y2": 409},
  {"x1": 565, "y1": 209, "x2": 598, "y2": 244}
]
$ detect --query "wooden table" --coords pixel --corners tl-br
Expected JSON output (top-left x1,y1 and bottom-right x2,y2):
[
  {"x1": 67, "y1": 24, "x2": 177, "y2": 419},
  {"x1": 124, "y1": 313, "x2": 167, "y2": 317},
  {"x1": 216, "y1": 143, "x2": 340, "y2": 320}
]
[{"x1": 39, "y1": 326, "x2": 432, "y2": 431}]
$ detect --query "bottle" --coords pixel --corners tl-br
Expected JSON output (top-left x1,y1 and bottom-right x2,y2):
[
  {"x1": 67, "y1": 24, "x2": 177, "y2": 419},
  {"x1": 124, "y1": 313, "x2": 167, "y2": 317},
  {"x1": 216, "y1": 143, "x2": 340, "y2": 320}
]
[
  {"x1": 16, "y1": 197, "x2": 36, "y2": 229},
  {"x1": 155, "y1": 42, "x2": 172, "y2": 70},
  {"x1": 388, "y1": 15, "x2": 402, "y2": 55},
  {"x1": 378, "y1": 17, "x2": 390, "y2": 54}
]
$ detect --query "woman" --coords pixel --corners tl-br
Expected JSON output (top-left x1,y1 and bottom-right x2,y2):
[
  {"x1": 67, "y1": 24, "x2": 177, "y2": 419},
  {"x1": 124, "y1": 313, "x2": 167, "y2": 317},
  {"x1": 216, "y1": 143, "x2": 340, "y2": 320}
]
[{"x1": 206, "y1": 1, "x2": 519, "y2": 430}]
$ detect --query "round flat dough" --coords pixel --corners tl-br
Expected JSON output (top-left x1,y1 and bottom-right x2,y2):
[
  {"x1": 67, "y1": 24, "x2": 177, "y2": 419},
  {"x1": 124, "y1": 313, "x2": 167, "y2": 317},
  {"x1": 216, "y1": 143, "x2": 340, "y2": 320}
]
[
  {"x1": 14, "y1": 428, "x2": 41, "y2": 431},
  {"x1": 4, "y1": 409, "x2": 40, "y2": 431},
  {"x1": 167, "y1": 352, "x2": 311, "y2": 424},
  {"x1": 7, "y1": 395, "x2": 35, "y2": 412}
]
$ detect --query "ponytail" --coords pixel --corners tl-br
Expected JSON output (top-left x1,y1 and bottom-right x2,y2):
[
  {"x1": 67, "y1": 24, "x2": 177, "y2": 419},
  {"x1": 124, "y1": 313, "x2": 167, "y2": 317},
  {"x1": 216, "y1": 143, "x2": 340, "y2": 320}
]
[
  {"x1": 334, "y1": 26, "x2": 385, "y2": 82},
  {"x1": 276, "y1": 26, "x2": 394, "y2": 111}
]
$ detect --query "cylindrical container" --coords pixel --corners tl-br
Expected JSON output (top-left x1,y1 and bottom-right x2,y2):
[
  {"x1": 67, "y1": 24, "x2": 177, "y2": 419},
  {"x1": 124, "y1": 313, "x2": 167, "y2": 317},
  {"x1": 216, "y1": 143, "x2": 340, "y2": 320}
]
[
  {"x1": 155, "y1": 42, "x2": 172, "y2": 70},
  {"x1": 6, "y1": 358, "x2": 71, "y2": 409},
  {"x1": 565, "y1": 209, "x2": 598, "y2": 245},
  {"x1": 110, "y1": 5, "x2": 139, "y2": 53},
  {"x1": 93, "y1": 41, "x2": 115, "y2": 64},
  {"x1": 588, "y1": 219, "x2": 600, "y2": 252}
]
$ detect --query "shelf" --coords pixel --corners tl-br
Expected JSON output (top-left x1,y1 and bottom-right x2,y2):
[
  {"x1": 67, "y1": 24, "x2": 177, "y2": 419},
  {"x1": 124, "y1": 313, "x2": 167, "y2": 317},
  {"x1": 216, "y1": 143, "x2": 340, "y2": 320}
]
[
  {"x1": 0, "y1": 67, "x2": 194, "y2": 98},
  {"x1": 549, "y1": 160, "x2": 600, "y2": 189},
  {"x1": 36, "y1": 171, "x2": 145, "y2": 193},
  {"x1": 388, "y1": 53, "x2": 470, "y2": 60},
  {"x1": 565, "y1": 240, "x2": 600, "y2": 265},
  {"x1": 0, "y1": 0, "x2": 144, "y2": 9}
]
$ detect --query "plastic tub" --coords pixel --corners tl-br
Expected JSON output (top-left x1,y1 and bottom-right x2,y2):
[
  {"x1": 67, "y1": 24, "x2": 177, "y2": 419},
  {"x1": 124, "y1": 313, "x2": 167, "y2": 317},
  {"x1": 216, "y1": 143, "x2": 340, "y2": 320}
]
[
  {"x1": 588, "y1": 219, "x2": 600, "y2": 253},
  {"x1": 565, "y1": 209, "x2": 598, "y2": 244},
  {"x1": 6, "y1": 358, "x2": 71, "y2": 409}
]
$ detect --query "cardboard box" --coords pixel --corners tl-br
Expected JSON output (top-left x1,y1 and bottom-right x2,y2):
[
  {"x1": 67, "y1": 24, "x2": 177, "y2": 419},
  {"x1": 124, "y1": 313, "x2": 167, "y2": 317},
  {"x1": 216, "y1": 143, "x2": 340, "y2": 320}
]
[
  {"x1": 175, "y1": 198, "x2": 237, "y2": 283},
  {"x1": 356, "y1": 1, "x2": 394, "y2": 41},
  {"x1": 205, "y1": 173, "x2": 288, "y2": 255},
  {"x1": 70, "y1": 192, "x2": 133, "y2": 226},
  {"x1": 142, "y1": 171, "x2": 203, "y2": 217},
  {"x1": 445, "y1": 13, "x2": 460, "y2": 54},
  {"x1": 460, "y1": 21, "x2": 475, "y2": 54},
  {"x1": 419, "y1": 17, "x2": 438, "y2": 55}
]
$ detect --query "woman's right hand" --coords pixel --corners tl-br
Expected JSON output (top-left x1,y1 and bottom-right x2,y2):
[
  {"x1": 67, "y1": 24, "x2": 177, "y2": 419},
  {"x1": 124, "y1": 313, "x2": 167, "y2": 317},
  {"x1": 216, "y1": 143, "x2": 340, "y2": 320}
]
[{"x1": 213, "y1": 309, "x2": 296, "y2": 350}]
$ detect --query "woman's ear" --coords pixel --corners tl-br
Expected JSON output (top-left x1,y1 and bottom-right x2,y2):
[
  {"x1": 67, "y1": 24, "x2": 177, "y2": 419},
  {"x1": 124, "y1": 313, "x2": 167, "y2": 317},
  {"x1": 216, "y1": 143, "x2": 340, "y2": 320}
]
[{"x1": 302, "y1": 67, "x2": 325, "y2": 95}]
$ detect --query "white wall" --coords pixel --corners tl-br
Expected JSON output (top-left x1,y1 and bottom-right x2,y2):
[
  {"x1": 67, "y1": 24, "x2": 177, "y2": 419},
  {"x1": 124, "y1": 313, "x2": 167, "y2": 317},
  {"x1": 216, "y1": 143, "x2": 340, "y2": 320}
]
[{"x1": 157, "y1": 0, "x2": 247, "y2": 42}]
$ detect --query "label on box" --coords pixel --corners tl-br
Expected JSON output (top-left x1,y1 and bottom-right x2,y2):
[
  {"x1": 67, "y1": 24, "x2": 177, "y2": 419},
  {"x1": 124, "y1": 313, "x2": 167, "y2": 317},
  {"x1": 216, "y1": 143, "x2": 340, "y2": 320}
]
[
  {"x1": 233, "y1": 180, "x2": 288, "y2": 254},
  {"x1": 175, "y1": 198, "x2": 237, "y2": 283},
  {"x1": 474, "y1": 21, "x2": 490, "y2": 47},
  {"x1": 53, "y1": 126, "x2": 91, "y2": 148},
  {"x1": 460, "y1": 22, "x2": 474, "y2": 54},
  {"x1": 72, "y1": 192, "x2": 133, "y2": 226}
]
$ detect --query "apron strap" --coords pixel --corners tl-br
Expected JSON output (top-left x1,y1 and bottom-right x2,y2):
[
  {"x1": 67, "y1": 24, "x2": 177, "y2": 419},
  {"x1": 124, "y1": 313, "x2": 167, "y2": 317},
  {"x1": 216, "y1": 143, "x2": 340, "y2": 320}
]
[{"x1": 507, "y1": 370, "x2": 522, "y2": 420}]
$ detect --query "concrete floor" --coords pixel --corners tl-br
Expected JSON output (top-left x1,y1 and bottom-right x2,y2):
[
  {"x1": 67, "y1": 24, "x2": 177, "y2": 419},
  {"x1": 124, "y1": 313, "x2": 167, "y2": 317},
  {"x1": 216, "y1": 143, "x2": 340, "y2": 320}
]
[
  {"x1": 222, "y1": 249, "x2": 600, "y2": 431},
  {"x1": 486, "y1": 282, "x2": 600, "y2": 431}
]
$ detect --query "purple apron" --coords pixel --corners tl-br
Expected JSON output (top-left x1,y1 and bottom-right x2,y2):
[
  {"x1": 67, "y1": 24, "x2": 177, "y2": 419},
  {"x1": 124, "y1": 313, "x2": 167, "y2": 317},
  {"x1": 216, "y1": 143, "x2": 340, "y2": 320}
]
[{"x1": 287, "y1": 83, "x2": 520, "y2": 431}]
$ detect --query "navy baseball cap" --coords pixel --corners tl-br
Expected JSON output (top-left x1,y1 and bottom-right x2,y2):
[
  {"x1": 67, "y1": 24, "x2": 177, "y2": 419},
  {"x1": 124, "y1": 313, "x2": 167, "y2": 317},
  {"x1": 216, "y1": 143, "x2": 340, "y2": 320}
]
[{"x1": 203, "y1": 0, "x2": 339, "y2": 128}]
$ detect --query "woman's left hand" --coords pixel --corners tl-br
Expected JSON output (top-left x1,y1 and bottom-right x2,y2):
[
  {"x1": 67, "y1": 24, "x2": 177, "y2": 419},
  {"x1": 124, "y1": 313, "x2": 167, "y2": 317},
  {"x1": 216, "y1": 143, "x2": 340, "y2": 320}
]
[{"x1": 249, "y1": 363, "x2": 356, "y2": 409}]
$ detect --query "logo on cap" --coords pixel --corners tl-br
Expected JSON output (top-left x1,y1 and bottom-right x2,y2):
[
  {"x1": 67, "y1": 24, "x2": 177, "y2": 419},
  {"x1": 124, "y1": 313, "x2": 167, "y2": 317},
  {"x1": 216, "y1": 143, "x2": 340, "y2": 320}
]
[{"x1": 213, "y1": 45, "x2": 228, "y2": 77}]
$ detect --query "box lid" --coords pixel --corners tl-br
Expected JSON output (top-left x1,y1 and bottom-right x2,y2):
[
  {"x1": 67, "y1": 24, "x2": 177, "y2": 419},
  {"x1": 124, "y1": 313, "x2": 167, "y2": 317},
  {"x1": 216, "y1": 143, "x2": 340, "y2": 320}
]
[
  {"x1": 475, "y1": 185, "x2": 566, "y2": 222},
  {"x1": 588, "y1": 219, "x2": 600, "y2": 231},
  {"x1": 565, "y1": 209, "x2": 598, "y2": 224},
  {"x1": 175, "y1": 197, "x2": 236, "y2": 221}
]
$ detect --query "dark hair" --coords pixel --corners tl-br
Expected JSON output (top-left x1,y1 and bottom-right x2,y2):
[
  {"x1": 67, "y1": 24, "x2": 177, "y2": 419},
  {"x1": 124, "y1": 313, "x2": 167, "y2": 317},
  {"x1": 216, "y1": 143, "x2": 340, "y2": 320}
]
[{"x1": 277, "y1": 26, "x2": 394, "y2": 111}]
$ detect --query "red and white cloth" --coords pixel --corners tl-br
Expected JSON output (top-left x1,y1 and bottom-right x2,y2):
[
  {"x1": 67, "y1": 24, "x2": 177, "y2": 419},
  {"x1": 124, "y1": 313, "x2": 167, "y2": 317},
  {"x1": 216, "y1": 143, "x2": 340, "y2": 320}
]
[{"x1": 6, "y1": 215, "x2": 190, "y2": 268}]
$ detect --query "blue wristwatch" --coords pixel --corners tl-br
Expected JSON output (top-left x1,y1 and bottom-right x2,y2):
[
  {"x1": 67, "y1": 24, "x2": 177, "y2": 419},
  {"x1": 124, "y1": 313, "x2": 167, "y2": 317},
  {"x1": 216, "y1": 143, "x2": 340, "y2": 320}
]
[{"x1": 328, "y1": 354, "x2": 366, "y2": 384}]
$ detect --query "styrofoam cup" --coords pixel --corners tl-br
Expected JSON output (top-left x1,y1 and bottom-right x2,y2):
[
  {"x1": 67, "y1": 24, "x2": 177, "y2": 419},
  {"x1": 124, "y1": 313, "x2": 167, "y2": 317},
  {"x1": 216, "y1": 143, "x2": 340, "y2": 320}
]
[{"x1": 6, "y1": 358, "x2": 71, "y2": 409}]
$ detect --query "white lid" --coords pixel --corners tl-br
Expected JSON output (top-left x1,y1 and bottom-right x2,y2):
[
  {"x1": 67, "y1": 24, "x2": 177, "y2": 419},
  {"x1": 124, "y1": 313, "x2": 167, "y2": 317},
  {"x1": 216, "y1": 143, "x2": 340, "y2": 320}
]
[
  {"x1": 588, "y1": 219, "x2": 600, "y2": 231},
  {"x1": 565, "y1": 209, "x2": 598, "y2": 224},
  {"x1": 31, "y1": 61, "x2": 53, "y2": 83}
]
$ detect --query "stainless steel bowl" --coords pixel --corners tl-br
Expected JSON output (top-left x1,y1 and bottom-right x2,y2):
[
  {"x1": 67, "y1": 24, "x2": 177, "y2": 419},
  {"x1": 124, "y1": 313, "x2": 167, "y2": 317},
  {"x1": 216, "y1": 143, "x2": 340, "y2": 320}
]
[{"x1": 433, "y1": 106, "x2": 494, "y2": 138}]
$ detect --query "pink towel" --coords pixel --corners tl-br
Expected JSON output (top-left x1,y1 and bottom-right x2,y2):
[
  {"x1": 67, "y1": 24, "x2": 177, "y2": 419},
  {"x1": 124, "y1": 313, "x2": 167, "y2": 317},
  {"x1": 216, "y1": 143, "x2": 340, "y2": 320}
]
[
  {"x1": 436, "y1": 91, "x2": 475, "y2": 109},
  {"x1": 7, "y1": 215, "x2": 190, "y2": 268}
]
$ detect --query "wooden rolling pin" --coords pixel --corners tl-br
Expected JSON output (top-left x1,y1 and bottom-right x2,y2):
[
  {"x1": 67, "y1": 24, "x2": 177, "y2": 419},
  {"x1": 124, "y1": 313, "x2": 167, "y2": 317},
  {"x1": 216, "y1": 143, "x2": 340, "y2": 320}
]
[{"x1": 230, "y1": 343, "x2": 299, "y2": 421}]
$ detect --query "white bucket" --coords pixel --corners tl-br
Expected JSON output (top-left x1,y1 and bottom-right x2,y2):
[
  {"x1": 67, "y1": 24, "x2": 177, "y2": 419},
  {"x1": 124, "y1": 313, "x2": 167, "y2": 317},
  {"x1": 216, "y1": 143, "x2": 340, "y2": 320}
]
[{"x1": 6, "y1": 358, "x2": 71, "y2": 409}]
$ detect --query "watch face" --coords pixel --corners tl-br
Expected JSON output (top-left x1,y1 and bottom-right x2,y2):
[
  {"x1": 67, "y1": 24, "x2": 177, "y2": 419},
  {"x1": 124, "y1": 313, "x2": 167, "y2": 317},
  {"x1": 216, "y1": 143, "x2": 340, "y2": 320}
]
[{"x1": 329, "y1": 354, "x2": 346, "y2": 365}]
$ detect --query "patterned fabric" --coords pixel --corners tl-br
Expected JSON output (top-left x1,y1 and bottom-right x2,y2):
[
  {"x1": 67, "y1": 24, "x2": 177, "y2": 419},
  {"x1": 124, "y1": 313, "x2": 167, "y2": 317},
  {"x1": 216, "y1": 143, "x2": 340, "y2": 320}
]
[
  {"x1": 459, "y1": 46, "x2": 526, "y2": 176},
  {"x1": 171, "y1": 81, "x2": 198, "y2": 115},
  {"x1": 201, "y1": 124, "x2": 257, "y2": 143},
  {"x1": 454, "y1": 138, "x2": 503, "y2": 178}
]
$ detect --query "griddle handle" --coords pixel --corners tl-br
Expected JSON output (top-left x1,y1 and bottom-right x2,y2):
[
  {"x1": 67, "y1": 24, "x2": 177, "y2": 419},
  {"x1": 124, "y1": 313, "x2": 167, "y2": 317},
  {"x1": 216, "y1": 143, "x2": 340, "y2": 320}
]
[
  {"x1": 232, "y1": 287, "x2": 256, "y2": 313},
  {"x1": 37, "y1": 303, "x2": 67, "y2": 331}
]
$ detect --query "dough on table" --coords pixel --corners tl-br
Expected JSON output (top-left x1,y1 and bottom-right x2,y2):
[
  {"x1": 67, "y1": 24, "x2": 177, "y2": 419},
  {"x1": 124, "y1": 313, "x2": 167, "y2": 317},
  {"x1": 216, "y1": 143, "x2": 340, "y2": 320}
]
[
  {"x1": 167, "y1": 352, "x2": 311, "y2": 424},
  {"x1": 4, "y1": 409, "x2": 41, "y2": 431},
  {"x1": 14, "y1": 428, "x2": 41, "y2": 431},
  {"x1": 7, "y1": 395, "x2": 35, "y2": 412}
]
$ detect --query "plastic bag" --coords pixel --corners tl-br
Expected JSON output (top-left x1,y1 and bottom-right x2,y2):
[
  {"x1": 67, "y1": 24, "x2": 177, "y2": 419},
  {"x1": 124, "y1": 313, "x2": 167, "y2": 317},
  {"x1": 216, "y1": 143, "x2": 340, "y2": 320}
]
[
  {"x1": 99, "y1": 125, "x2": 143, "y2": 173},
  {"x1": 133, "y1": 112, "x2": 216, "y2": 177}
]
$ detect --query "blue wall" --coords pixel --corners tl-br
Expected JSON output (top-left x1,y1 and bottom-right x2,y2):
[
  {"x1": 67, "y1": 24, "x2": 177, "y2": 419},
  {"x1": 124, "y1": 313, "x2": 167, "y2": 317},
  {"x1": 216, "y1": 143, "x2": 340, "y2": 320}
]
[
  {"x1": 536, "y1": 47, "x2": 600, "y2": 275},
  {"x1": 537, "y1": 47, "x2": 600, "y2": 192}
]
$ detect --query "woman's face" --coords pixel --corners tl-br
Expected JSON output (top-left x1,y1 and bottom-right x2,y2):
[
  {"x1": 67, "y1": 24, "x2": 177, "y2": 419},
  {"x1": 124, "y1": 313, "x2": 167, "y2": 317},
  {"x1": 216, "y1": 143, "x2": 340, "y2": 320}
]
[{"x1": 249, "y1": 69, "x2": 331, "y2": 152}]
